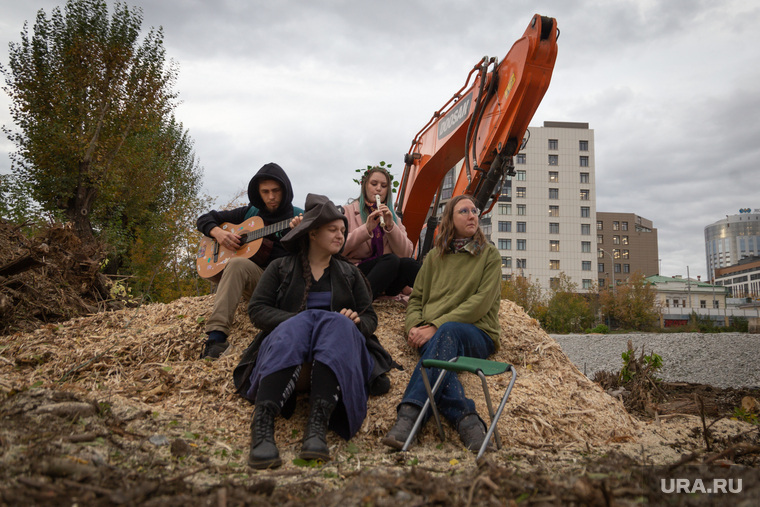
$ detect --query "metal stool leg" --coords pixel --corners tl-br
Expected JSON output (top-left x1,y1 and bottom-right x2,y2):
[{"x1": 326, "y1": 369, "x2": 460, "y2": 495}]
[
  {"x1": 401, "y1": 365, "x2": 448, "y2": 451},
  {"x1": 477, "y1": 370, "x2": 502, "y2": 450},
  {"x1": 476, "y1": 365, "x2": 517, "y2": 461}
]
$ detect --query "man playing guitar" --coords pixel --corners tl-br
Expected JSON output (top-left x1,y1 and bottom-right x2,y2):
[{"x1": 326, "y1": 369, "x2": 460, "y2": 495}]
[{"x1": 196, "y1": 163, "x2": 303, "y2": 359}]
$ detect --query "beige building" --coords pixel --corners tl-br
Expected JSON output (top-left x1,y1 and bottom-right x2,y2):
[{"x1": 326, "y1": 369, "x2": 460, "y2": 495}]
[
  {"x1": 596, "y1": 213, "x2": 659, "y2": 290},
  {"x1": 646, "y1": 275, "x2": 727, "y2": 310},
  {"x1": 490, "y1": 121, "x2": 597, "y2": 291}
]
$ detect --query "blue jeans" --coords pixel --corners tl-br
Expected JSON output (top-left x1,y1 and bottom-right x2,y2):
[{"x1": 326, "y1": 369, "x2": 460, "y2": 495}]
[{"x1": 401, "y1": 322, "x2": 494, "y2": 426}]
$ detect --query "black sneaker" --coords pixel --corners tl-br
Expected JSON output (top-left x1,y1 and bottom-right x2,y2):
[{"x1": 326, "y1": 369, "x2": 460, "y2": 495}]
[{"x1": 201, "y1": 339, "x2": 229, "y2": 359}]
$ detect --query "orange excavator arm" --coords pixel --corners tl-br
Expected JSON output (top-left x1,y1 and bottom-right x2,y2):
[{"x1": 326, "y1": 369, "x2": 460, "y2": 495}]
[{"x1": 395, "y1": 14, "x2": 559, "y2": 252}]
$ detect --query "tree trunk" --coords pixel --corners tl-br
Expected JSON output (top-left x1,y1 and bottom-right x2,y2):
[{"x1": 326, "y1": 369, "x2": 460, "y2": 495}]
[{"x1": 66, "y1": 161, "x2": 98, "y2": 246}]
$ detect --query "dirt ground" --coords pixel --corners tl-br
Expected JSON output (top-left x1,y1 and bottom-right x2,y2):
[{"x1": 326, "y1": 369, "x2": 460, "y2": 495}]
[{"x1": 1, "y1": 222, "x2": 759, "y2": 505}]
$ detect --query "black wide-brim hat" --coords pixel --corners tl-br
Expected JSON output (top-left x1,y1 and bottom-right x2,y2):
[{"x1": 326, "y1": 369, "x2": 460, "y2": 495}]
[{"x1": 281, "y1": 193, "x2": 348, "y2": 253}]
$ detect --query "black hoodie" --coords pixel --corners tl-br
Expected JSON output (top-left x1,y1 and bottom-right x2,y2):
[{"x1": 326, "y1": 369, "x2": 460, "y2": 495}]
[{"x1": 196, "y1": 163, "x2": 303, "y2": 265}]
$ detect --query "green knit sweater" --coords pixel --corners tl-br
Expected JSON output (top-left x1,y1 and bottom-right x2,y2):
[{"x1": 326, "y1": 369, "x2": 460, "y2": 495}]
[{"x1": 405, "y1": 243, "x2": 502, "y2": 349}]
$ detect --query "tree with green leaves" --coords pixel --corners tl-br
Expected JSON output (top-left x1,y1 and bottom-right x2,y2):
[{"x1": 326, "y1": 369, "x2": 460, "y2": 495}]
[
  {"x1": 1, "y1": 0, "x2": 208, "y2": 303},
  {"x1": 598, "y1": 272, "x2": 659, "y2": 330},
  {"x1": 1, "y1": 0, "x2": 181, "y2": 245},
  {"x1": 501, "y1": 275, "x2": 546, "y2": 322},
  {"x1": 543, "y1": 273, "x2": 595, "y2": 333}
]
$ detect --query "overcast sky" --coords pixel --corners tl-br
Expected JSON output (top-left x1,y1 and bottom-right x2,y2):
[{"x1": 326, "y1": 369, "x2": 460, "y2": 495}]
[{"x1": 2, "y1": 0, "x2": 759, "y2": 280}]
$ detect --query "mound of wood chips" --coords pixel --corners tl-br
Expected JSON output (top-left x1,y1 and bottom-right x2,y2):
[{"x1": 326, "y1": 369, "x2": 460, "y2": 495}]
[{"x1": 0, "y1": 295, "x2": 638, "y2": 456}]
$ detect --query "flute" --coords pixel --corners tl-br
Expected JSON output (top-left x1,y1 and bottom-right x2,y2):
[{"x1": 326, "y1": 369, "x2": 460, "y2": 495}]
[{"x1": 375, "y1": 194, "x2": 385, "y2": 228}]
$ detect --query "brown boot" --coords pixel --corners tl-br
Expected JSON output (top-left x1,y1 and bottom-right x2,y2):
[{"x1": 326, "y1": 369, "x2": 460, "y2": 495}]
[{"x1": 381, "y1": 403, "x2": 421, "y2": 449}]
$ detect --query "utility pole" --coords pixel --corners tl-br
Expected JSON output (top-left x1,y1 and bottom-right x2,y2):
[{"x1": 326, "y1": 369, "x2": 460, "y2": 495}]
[
  {"x1": 600, "y1": 248, "x2": 615, "y2": 294},
  {"x1": 687, "y1": 265, "x2": 692, "y2": 309}
]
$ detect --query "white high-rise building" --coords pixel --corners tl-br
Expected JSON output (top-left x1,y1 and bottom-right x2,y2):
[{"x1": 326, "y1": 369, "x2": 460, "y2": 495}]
[{"x1": 491, "y1": 121, "x2": 596, "y2": 291}]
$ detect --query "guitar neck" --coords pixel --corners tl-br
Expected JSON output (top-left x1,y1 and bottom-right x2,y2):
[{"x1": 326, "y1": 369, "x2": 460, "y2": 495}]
[{"x1": 243, "y1": 218, "x2": 292, "y2": 243}]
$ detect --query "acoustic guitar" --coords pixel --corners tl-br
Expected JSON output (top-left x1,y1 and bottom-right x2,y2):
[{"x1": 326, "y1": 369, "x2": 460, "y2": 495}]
[{"x1": 196, "y1": 216, "x2": 292, "y2": 278}]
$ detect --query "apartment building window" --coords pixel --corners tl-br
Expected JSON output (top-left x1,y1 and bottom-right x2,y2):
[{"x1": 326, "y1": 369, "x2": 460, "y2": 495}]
[
  {"x1": 548, "y1": 139, "x2": 558, "y2": 150},
  {"x1": 516, "y1": 170, "x2": 526, "y2": 181},
  {"x1": 517, "y1": 239, "x2": 526, "y2": 250},
  {"x1": 597, "y1": 221, "x2": 603, "y2": 230},
  {"x1": 516, "y1": 153, "x2": 526, "y2": 164},
  {"x1": 622, "y1": 221, "x2": 628, "y2": 231},
  {"x1": 548, "y1": 154, "x2": 558, "y2": 165},
  {"x1": 498, "y1": 239, "x2": 511, "y2": 250},
  {"x1": 549, "y1": 188, "x2": 559, "y2": 199},
  {"x1": 550, "y1": 240, "x2": 560, "y2": 252},
  {"x1": 581, "y1": 224, "x2": 591, "y2": 235},
  {"x1": 580, "y1": 189, "x2": 590, "y2": 200},
  {"x1": 597, "y1": 234, "x2": 603, "y2": 244},
  {"x1": 613, "y1": 235, "x2": 620, "y2": 245},
  {"x1": 613, "y1": 249, "x2": 620, "y2": 259},
  {"x1": 579, "y1": 140, "x2": 588, "y2": 151},
  {"x1": 502, "y1": 256, "x2": 512, "y2": 268},
  {"x1": 700, "y1": 300, "x2": 706, "y2": 309},
  {"x1": 549, "y1": 205, "x2": 559, "y2": 217},
  {"x1": 598, "y1": 250, "x2": 605, "y2": 259},
  {"x1": 581, "y1": 206, "x2": 590, "y2": 218},
  {"x1": 713, "y1": 300, "x2": 719, "y2": 309},
  {"x1": 623, "y1": 264, "x2": 630, "y2": 273},
  {"x1": 549, "y1": 259, "x2": 560, "y2": 270},
  {"x1": 516, "y1": 187, "x2": 526, "y2": 198},
  {"x1": 580, "y1": 156, "x2": 589, "y2": 167},
  {"x1": 582, "y1": 279, "x2": 593, "y2": 289},
  {"x1": 582, "y1": 261, "x2": 592, "y2": 271},
  {"x1": 614, "y1": 264, "x2": 621, "y2": 273},
  {"x1": 498, "y1": 221, "x2": 511, "y2": 232},
  {"x1": 516, "y1": 258, "x2": 527, "y2": 269},
  {"x1": 443, "y1": 170, "x2": 455, "y2": 189},
  {"x1": 581, "y1": 241, "x2": 591, "y2": 253},
  {"x1": 499, "y1": 203, "x2": 511, "y2": 215},
  {"x1": 613, "y1": 221, "x2": 620, "y2": 230},
  {"x1": 517, "y1": 222, "x2": 526, "y2": 233},
  {"x1": 517, "y1": 204, "x2": 526, "y2": 215},
  {"x1": 580, "y1": 172, "x2": 589, "y2": 183},
  {"x1": 549, "y1": 222, "x2": 560, "y2": 234},
  {"x1": 622, "y1": 250, "x2": 629, "y2": 259},
  {"x1": 598, "y1": 263, "x2": 604, "y2": 272},
  {"x1": 622, "y1": 235, "x2": 629, "y2": 245},
  {"x1": 549, "y1": 171, "x2": 558, "y2": 182}
]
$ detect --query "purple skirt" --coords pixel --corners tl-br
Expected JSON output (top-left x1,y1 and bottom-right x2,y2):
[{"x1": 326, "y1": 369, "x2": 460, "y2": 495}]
[{"x1": 246, "y1": 309, "x2": 374, "y2": 439}]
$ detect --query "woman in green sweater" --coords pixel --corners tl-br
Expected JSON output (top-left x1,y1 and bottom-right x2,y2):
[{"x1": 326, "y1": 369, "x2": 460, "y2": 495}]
[{"x1": 382, "y1": 194, "x2": 502, "y2": 452}]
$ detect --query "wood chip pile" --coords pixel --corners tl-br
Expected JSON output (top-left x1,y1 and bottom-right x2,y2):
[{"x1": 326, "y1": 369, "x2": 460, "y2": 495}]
[{"x1": 0, "y1": 295, "x2": 639, "y2": 455}]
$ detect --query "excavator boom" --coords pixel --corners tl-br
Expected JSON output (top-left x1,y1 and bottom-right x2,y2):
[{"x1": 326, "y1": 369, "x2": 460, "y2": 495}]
[{"x1": 396, "y1": 14, "x2": 559, "y2": 249}]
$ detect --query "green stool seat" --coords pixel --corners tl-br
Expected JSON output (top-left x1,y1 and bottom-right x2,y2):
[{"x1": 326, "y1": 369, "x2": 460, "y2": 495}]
[{"x1": 402, "y1": 356, "x2": 517, "y2": 461}]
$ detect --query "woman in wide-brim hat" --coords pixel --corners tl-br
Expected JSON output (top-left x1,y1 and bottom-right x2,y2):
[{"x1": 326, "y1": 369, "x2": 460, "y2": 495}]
[{"x1": 234, "y1": 193, "x2": 377, "y2": 469}]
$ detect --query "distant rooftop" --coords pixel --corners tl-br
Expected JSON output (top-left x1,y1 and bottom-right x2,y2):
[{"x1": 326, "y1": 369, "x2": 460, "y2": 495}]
[{"x1": 542, "y1": 121, "x2": 590, "y2": 129}]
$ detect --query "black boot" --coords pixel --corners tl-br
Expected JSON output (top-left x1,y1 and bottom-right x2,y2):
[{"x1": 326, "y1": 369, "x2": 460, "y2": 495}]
[
  {"x1": 381, "y1": 403, "x2": 421, "y2": 450},
  {"x1": 299, "y1": 398, "x2": 335, "y2": 462},
  {"x1": 457, "y1": 413, "x2": 488, "y2": 452},
  {"x1": 248, "y1": 401, "x2": 282, "y2": 469}
]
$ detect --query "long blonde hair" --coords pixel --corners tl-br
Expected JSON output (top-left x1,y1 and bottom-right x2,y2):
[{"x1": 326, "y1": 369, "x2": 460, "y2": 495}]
[{"x1": 434, "y1": 195, "x2": 487, "y2": 257}]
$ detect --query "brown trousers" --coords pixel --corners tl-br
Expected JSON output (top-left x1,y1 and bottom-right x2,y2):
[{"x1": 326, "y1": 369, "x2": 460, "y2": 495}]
[{"x1": 205, "y1": 257, "x2": 263, "y2": 336}]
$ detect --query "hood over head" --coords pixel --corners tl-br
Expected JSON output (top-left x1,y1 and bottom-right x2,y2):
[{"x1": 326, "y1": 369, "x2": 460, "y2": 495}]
[{"x1": 248, "y1": 162, "x2": 295, "y2": 221}]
